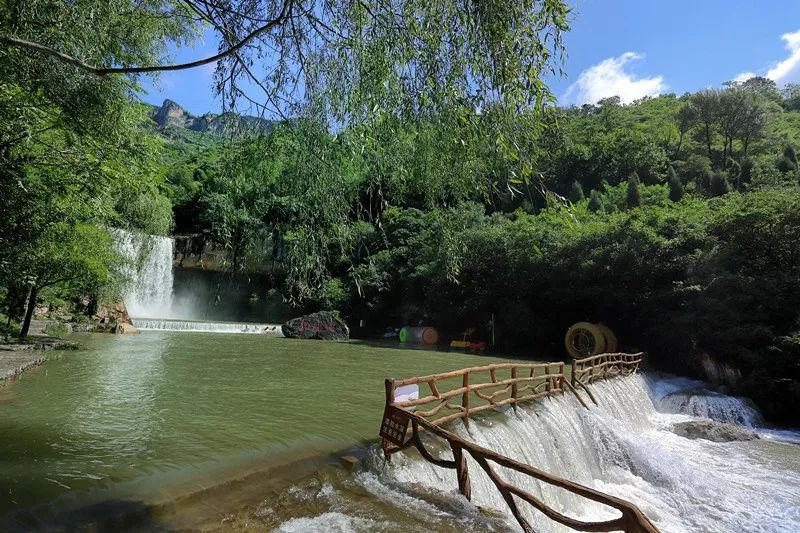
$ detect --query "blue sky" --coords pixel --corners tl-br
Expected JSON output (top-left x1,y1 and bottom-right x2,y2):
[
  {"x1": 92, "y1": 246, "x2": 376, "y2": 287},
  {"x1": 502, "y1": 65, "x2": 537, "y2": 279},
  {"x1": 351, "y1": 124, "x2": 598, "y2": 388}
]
[{"x1": 141, "y1": 0, "x2": 800, "y2": 115}]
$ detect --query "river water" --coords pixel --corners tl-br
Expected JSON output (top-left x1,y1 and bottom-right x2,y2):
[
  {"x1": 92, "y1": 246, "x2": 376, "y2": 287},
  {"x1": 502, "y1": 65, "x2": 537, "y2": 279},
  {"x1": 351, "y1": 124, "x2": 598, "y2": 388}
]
[{"x1": 1, "y1": 332, "x2": 799, "y2": 532}]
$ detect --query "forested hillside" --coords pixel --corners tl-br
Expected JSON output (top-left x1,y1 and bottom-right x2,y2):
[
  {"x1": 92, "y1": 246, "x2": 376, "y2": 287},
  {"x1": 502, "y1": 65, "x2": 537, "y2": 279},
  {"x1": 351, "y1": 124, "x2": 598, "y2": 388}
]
[
  {"x1": 4, "y1": 49, "x2": 800, "y2": 422},
  {"x1": 158, "y1": 77, "x2": 800, "y2": 423}
]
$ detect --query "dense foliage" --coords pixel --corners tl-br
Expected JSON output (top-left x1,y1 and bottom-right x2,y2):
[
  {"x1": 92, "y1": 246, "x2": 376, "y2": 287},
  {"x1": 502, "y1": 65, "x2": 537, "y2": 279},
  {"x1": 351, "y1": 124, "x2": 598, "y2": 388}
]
[
  {"x1": 158, "y1": 78, "x2": 800, "y2": 423},
  {"x1": 2, "y1": 1, "x2": 799, "y2": 423},
  {"x1": 0, "y1": 0, "x2": 569, "y2": 337}
]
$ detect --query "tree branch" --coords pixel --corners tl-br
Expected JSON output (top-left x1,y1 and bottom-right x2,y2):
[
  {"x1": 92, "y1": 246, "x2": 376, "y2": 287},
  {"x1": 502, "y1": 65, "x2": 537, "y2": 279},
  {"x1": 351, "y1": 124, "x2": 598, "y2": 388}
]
[{"x1": 0, "y1": 0, "x2": 292, "y2": 76}]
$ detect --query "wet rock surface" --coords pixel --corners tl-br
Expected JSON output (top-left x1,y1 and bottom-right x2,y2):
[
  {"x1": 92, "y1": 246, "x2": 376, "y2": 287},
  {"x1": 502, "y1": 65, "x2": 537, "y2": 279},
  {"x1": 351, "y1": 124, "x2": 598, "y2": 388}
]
[
  {"x1": 282, "y1": 312, "x2": 349, "y2": 341},
  {"x1": 672, "y1": 420, "x2": 760, "y2": 442}
]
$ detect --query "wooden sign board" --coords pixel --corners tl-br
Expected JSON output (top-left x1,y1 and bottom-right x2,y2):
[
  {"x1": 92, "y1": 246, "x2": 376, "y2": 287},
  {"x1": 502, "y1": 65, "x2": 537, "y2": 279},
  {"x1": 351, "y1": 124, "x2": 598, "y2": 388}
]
[{"x1": 380, "y1": 405, "x2": 411, "y2": 446}]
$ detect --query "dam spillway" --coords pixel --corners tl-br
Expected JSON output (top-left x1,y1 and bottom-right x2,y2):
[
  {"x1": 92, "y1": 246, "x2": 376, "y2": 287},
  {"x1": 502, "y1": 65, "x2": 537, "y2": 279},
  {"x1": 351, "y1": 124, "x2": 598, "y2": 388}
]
[
  {"x1": 321, "y1": 373, "x2": 799, "y2": 533},
  {"x1": 132, "y1": 318, "x2": 282, "y2": 334}
]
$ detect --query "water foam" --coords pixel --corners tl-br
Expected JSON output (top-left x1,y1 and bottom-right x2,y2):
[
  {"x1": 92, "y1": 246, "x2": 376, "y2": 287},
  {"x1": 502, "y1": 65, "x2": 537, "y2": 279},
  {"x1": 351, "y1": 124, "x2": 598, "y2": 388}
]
[
  {"x1": 131, "y1": 318, "x2": 282, "y2": 334},
  {"x1": 348, "y1": 374, "x2": 800, "y2": 533}
]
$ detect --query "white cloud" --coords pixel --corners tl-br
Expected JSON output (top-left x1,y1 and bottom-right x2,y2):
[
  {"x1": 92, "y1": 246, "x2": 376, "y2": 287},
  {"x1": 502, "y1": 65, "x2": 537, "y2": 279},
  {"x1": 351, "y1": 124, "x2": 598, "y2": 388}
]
[
  {"x1": 562, "y1": 52, "x2": 666, "y2": 105},
  {"x1": 766, "y1": 29, "x2": 800, "y2": 85},
  {"x1": 733, "y1": 71, "x2": 757, "y2": 83}
]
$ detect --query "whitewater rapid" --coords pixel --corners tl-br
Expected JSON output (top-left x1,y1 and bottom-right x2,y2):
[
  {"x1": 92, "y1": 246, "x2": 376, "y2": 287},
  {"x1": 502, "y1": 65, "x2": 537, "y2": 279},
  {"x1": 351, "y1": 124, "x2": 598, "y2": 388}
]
[{"x1": 276, "y1": 374, "x2": 800, "y2": 532}]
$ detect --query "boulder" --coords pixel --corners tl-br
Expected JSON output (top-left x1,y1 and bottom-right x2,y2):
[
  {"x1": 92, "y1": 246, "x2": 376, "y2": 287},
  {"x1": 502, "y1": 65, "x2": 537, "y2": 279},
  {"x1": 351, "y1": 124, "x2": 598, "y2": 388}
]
[
  {"x1": 97, "y1": 300, "x2": 132, "y2": 325},
  {"x1": 281, "y1": 311, "x2": 349, "y2": 341},
  {"x1": 672, "y1": 420, "x2": 759, "y2": 443},
  {"x1": 114, "y1": 323, "x2": 140, "y2": 335}
]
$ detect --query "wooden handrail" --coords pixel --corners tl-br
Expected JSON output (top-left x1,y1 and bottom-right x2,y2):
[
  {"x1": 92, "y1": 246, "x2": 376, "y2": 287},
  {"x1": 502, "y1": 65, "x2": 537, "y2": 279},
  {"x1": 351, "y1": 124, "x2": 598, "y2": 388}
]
[
  {"x1": 571, "y1": 352, "x2": 643, "y2": 388},
  {"x1": 388, "y1": 407, "x2": 658, "y2": 532},
  {"x1": 380, "y1": 354, "x2": 658, "y2": 532},
  {"x1": 386, "y1": 362, "x2": 570, "y2": 429}
]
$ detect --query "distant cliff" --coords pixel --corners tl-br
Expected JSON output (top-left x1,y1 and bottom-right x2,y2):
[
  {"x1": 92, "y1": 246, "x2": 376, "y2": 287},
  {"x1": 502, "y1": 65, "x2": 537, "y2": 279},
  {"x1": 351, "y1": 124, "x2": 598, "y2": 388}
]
[{"x1": 148, "y1": 99, "x2": 273, "y2": 135}]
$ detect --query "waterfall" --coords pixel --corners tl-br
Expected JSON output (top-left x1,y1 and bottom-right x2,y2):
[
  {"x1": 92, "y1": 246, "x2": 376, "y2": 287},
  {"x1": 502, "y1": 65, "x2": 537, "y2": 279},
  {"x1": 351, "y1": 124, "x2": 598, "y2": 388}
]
[
  {"x1": 278, "y1": 374, "x2": 800, "y2": 532},
  {"x1": 113, "y1": 229, "x2": 175, "y2": 318}
]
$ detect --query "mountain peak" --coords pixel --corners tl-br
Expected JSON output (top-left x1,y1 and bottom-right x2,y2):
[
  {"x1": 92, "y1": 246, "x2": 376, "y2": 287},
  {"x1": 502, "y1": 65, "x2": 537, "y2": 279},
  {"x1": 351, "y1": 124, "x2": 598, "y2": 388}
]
[
  {"x1": 153, "y1": 99, "x2": 193, "y2": 128},
  {"x1": 149, "y1": 99, "x2": 274, "y2": 135}
]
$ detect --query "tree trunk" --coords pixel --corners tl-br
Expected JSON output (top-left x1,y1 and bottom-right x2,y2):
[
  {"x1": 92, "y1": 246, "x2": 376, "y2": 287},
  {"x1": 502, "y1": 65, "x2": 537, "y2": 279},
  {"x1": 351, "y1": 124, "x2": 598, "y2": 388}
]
[
  {"x1": 705, "y1": 125, "x2": 714, "y2": 166},
  {"x1": 675, "y1": 131, "x2": 684, "y2": 159},
  {"x1": 19, "y1": 285, "x2": 38, "y2": 339}
]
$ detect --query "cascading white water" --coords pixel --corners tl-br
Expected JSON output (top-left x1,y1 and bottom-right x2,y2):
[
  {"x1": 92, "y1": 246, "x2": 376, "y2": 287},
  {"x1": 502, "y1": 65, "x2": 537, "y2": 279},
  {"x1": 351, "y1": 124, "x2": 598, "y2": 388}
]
[
  {"x1": 113, "y1": 229, "x2": 282, "y2": 333},
  {"x1": 648, "y1": 375, "x2": 763, "y2": 426},
  {"x1": 132, "y1": 318, "x2": 282, "y2": 334},
  {"x1": 277, "y1": 374, "x2": 800, "y2": 532},
  {"x1": 113, "y1": 229, "x2": 175, "y2": 318}
]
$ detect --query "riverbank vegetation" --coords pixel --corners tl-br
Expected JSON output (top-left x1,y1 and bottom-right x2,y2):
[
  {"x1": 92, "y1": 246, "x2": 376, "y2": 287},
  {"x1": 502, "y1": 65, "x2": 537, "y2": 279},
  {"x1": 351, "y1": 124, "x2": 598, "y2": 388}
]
[{"x1": 2, "y1": 2, "x2": 799, "y2": 423}]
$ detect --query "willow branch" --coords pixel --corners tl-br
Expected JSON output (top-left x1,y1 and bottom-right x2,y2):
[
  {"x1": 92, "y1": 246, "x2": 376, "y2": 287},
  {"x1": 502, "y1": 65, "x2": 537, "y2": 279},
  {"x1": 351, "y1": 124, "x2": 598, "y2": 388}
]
[{"x1": 0, "y1": 0, "x2": 292, "y2": 76}]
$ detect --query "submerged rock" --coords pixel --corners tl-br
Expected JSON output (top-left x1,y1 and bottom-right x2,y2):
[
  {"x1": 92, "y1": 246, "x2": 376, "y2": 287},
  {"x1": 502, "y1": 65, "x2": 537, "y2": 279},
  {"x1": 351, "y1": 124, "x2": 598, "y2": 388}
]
[
  {"x1": 282, "y1": 312, "x2": 349, "y2": 341},
  {"x1": 672, "y1": 420, "x2": 759, "y2": 442}
]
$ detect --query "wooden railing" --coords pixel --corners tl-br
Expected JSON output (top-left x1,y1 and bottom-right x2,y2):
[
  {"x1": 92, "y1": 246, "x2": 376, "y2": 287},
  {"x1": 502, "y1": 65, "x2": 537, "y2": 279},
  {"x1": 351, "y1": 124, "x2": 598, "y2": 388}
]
[
  {"x1": 387, "y1": 362, "x2": 584, "y2": 430},
  {"x1": 380, "y1": 355, "x2": 657, "y2": 532},
  {"x1": 381, "y1": 401, "x2": 658, "y2": 532},
  {"x1": 571, "y1": 352, "x2": 643, "y2": 389}
]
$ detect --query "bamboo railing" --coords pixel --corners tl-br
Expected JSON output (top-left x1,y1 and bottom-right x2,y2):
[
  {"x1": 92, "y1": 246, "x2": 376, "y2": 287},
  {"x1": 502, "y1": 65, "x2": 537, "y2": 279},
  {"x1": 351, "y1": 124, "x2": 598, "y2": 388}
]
[{"x1": 380, "y1": 354, "x2": 657, "y2": 532}]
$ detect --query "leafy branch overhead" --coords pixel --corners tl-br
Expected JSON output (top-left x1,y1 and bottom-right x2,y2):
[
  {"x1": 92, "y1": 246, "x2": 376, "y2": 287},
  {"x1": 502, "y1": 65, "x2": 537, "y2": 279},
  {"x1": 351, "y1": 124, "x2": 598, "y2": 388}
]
[{"x1": 1, "y1": 0, "x2": 570, "y2": 121}]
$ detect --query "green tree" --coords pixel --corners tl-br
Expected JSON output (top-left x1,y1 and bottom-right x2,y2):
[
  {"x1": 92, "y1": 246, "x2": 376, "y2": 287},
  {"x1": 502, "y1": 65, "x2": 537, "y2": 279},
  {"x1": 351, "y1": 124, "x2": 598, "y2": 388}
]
[
  {"x1": 17, "y1": 224, "x2": 120, "y2": 338},
  {"x1": 668, "y1": 167, "x2": 684, "y2": 202},
  {"x1": 569, "y1": 181, "x2": 585, "y2": 203},
  {"x1": 785, "y1": 144, "x2": 798, "y2": 166},
  {"x1": 588, "y1": 190, "x2": 605, "y2": 213},
  {"x1": 709, "y1": 173, "x2": 730, "y2": 197},
  {"x1": 690, "y1": 89, "x2": 721, "y2": 164},
  {"x1": 1, "y1": 1, "x2": 569, "y2": 129},
  {"x1": 626, "y1": 172, "x2": 641, "y2": 208}
]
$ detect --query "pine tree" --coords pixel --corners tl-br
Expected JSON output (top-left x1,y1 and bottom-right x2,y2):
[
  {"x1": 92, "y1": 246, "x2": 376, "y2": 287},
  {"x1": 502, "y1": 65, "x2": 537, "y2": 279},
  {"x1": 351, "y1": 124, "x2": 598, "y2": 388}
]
[
  {"x1": 709, "y1": 173, "x2": 730, "y2": 197},
  {"x1": 626, "y1": 171, "x2": 641, "y2": 209},
  {"x1": 666, "y1": 165, "x2": 678, "y2": 184},
  {"x1": 740, "y1": 158, "x2": 754, "y2": 186},
  {"x1": 785, "y1": 144, "x2": 798, "y2": 166},
  {"x1": 569, "y1": 181, "x2": 585, "y2": 203},
  {"x1": 588, "y1": 190, "x2": 605, "y2": 213},
  {"x1": 777, "y1": 155, "x2": 796, "y2": 174},
  {"x1": 668, "y1": 169, "x2": 684, "y2": 202}
]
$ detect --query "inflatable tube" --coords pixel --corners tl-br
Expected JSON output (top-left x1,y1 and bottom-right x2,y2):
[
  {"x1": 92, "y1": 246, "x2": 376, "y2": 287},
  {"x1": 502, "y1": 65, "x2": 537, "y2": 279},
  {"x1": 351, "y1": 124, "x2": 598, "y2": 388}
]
[
  {"x1": 421, "y1": 327, "x2": 439, "y2": 345},
  {"x1": 565, "y1": 322, "x2": 606, "y2": 358},
  {"x1": 400, "y1": 326, "x2": 439, "y2": 346},
  {"x1": 399, "y1": 326, "x2": 410, "y2": 343},
  {"x1": 597, "y1": 323, "x2": 618, "y2": 352}
]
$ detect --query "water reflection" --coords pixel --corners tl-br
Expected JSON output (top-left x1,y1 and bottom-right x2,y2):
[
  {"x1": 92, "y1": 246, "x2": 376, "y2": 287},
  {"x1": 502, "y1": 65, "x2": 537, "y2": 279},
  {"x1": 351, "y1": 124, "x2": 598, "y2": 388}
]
[{"x1": 0, "y1": 332, "x2": 514, "y2": 524}]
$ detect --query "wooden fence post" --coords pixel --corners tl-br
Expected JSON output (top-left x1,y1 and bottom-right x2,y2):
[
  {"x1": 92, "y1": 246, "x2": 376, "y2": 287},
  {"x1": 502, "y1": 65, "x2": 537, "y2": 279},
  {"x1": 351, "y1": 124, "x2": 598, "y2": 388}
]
[
  {"x1": 570, "y1": 358, "x2": 577, "y2": 387},
  {"x1": 462, "y1": 372, "x2": 470, "y2": 429},
  {"x1": 452, "y1": 444, "x2": 471, "y2": 501},
  {"x1": 384, "y1": 378, "x2": 395, "y2": 461},
  {"x1": 511, "y1": 366, "x2": 518, "y2": 413},
  {"x1": 544, "y1": 364, "x2": 551, "y2": 393}
]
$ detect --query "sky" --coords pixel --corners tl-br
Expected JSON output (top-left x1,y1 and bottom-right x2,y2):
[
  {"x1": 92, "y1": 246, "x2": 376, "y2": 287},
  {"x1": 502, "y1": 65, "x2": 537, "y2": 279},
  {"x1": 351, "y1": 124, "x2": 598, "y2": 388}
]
[{"x1": 141, "y1": 0, "x2": 800, "y2": 115}]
